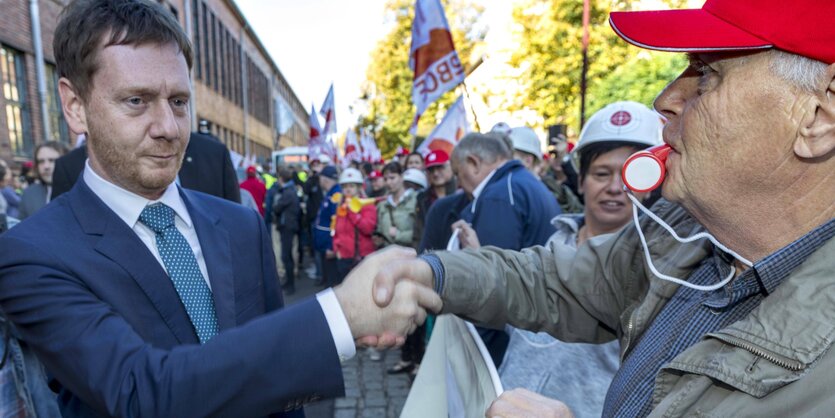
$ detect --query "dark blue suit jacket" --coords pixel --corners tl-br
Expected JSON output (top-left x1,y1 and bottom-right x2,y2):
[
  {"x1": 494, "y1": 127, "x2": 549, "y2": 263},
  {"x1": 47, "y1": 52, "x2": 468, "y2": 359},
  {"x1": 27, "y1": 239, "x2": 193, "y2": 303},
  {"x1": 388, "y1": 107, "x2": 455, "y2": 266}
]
[{"x1": 0, "y1": 179, "x2": 344, "y2": 417}]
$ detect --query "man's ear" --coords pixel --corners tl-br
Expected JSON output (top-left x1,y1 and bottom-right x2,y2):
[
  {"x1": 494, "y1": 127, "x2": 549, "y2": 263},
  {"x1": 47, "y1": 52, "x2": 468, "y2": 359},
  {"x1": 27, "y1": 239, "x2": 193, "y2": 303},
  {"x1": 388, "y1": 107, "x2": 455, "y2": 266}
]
[
  {"x1": 466, "y1": 154, "x2": 481, "y2": 174},
  {"x1": 796, "y1": 63, "x2": 835, "y2": 159},
  {"x1": 58, "y1": 78, "x2": 88, "y2": 135}
]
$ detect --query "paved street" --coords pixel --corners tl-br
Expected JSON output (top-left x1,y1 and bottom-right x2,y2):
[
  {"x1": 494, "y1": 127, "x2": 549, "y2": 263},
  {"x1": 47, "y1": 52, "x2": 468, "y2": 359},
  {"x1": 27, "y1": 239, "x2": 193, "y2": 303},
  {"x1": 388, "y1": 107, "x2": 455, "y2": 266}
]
[{"x1": 283, "y1": 261, "x2": 411, "y2": 418}]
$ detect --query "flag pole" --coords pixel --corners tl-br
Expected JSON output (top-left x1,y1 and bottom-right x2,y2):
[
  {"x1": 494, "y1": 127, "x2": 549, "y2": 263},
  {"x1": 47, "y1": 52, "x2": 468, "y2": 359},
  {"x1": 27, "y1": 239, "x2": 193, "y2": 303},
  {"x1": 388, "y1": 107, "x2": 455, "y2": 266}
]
[{"x1": 460, "y1": 81, "x2": 481, "y2": 133}]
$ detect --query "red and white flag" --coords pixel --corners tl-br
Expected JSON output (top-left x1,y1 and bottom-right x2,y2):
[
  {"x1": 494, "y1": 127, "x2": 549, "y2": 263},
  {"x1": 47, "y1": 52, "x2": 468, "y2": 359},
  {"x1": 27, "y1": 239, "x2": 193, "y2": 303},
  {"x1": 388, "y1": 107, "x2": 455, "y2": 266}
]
[
  {"x1": 342, "y1": 129, "x2": 362, "y2": 168},
  {"x1": 320, "y1": 84, "x2": 337, "y2": 136},
  {"x1": 409, "y1": 0, "x2": 465, "y2": 133},
  {"x1": 360, "y1": 130, "x2": 382, "y2": 163},
  {"x1": 308, "y1": 104, "x2": 325, "y2": 159},
  {"x1": 417, "y1": 95, "x2": 469, "y2": 157}
]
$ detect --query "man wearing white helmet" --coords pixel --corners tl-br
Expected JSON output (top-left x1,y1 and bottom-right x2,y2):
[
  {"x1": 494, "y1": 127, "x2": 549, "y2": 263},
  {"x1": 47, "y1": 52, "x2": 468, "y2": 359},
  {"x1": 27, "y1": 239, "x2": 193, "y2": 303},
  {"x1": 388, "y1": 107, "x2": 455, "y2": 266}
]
[
  {"x1": 508, "y1": 126, "x2": 545, "y2": 176},
  {"x1": 498, "y1": 101, "x2": 662, "y2": 418}
]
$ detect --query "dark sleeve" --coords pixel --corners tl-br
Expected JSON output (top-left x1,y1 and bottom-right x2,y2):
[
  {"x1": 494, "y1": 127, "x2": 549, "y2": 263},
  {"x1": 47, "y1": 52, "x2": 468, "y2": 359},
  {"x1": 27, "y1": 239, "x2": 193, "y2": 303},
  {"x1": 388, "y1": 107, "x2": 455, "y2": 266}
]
[
  {"x1": 51, "y1": 151, "x2": 84, "y2": 200},
  {"x1": 0, "y1": 236, "x2": 344, "y2": 417},
  {"x1": 221, "y1": 147, "x2": 241, "y2": 203}
]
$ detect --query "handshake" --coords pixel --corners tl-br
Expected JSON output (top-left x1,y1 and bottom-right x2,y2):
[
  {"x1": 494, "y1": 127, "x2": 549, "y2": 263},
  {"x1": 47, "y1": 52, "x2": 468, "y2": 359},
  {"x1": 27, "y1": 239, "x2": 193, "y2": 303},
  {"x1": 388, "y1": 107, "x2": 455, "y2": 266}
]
[{"x1": 332, "y1": 246, "x2": 441, "y2": 348}]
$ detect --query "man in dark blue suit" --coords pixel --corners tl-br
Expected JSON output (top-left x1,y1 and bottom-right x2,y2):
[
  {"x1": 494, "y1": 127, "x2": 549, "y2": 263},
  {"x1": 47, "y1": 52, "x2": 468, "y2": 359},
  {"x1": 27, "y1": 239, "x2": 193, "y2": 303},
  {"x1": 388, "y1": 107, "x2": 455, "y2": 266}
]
[{"x1": 0, "y1": 1, "x2": 440, "y2": 416}]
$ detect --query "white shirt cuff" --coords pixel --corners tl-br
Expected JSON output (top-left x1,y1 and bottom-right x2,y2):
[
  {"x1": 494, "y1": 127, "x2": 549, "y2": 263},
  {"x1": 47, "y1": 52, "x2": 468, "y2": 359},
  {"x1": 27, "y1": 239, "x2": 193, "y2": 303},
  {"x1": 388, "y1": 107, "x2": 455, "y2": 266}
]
[{"x1": 316, "y1": 288, "x2": 356, "y2": 362}]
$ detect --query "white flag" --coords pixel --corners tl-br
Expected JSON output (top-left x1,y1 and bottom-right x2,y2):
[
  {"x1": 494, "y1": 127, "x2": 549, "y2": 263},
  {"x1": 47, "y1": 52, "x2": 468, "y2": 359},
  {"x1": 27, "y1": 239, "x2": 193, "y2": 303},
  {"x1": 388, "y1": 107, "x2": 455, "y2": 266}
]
[
  {"x1": 417, "y1": 95, "x2": 469, "y2": 157},
  {"x1": 319, "y1": 84, "x2": 337, "y2": 136},
  {"x1": 409, "y1": 0, "x2": 465, "y2": 133}
]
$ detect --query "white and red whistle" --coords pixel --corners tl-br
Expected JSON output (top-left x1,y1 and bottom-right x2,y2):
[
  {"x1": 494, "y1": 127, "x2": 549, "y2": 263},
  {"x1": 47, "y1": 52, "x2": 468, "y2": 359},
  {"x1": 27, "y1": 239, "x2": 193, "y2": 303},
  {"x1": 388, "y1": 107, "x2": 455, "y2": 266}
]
[{"x1": 622, "y1": 144, "x2": 672, "y2": 193}]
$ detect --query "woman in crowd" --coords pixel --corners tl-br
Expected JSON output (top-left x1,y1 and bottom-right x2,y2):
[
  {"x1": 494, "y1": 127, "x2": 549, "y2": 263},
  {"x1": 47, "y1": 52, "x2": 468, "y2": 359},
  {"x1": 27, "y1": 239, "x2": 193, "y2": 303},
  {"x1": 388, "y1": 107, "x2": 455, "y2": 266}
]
[{"x1": 331, "y1": 168, "x2": 378, "y2": 284}]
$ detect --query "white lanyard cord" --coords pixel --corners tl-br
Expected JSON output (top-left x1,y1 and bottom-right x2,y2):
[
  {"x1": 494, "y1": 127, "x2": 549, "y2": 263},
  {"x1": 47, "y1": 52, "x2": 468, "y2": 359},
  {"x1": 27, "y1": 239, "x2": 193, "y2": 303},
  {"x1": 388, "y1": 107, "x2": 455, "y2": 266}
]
[{"x1": 627, "y1": 192, "x2": 753, "y2": 292}]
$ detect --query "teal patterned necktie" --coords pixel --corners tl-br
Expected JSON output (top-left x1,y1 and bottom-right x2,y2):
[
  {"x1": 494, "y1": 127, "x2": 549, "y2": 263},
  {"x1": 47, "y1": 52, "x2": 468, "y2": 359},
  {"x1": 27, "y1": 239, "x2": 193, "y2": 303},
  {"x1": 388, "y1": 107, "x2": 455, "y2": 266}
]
[{"x1": 139, "y1": 203, "x2": 218, "y2": 343}]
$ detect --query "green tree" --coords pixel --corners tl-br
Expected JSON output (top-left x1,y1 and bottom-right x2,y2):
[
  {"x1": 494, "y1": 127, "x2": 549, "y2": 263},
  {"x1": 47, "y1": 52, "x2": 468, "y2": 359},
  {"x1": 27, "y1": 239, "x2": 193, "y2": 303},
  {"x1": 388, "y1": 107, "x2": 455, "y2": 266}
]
[
  {"x1": 356, "y1": 0, "x2": 485, "y2": 157},
  {"x1": 510, "y1": 0, "x2": 688, "y2": 136}
]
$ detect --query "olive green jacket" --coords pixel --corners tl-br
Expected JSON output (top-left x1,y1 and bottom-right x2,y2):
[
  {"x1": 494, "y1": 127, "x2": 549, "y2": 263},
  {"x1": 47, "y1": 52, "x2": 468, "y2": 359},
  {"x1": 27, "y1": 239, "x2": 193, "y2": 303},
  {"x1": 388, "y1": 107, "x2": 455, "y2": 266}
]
[
  {"x1": 436, "y1": 200, "x2": 835, "y2": 417},
  {"x1": 375, "y1": 190, "x2": 418, "y2": 248}
]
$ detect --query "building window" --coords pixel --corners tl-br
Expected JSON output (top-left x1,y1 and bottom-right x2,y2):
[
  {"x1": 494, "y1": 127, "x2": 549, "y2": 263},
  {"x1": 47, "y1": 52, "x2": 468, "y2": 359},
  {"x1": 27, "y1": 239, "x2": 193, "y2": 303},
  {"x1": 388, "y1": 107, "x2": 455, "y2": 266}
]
[
  {"x1": 202, "y1": 2, "x2": 210, "y2": 87},
  {"x1": 211, "y1": 12, "x2": 219, "y2": 92},
  {"x1": 45, "y1": 64, "x2": 69, "y2": 144},
  {"x1": 192, "y1": 0, "x2": 201, "y2": 81},
  {"x1": 1, "y1": 46, "x2": 33, "y2": 158}
]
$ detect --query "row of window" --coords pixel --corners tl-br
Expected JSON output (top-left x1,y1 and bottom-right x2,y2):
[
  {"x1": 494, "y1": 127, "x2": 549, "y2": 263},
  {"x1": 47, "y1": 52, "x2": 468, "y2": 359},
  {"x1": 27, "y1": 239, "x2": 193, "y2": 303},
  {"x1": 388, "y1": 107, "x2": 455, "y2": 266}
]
[
  {"x1": 191, "y1": 0, "x2": 271, "y2": 126},
  {"x1": 1, "y1": 45, "x2": 69, "y2": 159}
]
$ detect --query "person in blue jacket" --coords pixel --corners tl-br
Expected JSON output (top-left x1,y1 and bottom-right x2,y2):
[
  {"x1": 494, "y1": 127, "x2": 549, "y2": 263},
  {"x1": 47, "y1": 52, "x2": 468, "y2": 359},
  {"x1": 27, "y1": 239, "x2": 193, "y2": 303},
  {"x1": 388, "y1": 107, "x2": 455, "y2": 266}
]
[
  {"x1": 450, "y1": 132, "x2": 560, "y2": 366},
  {"x1": 313, "y1": 165, "x2": 342, "y2": 287}
]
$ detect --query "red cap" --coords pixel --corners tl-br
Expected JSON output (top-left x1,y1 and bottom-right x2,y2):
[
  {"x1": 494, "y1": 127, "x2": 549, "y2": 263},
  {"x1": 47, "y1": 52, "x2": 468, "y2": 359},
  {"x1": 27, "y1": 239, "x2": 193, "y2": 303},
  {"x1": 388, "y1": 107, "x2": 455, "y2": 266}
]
[
  {"x1": 246, "y1": 166, "x2": 257, "y2": 176},
  {"x1": 368, "y1": 170, "x2": 383, "y2": 179},
  {"x1": 424, "y1": 150, "x2": 449, "y2": 168},
  {"x1": 609, "y1": 0, "x2": 835, "y2": 64}
]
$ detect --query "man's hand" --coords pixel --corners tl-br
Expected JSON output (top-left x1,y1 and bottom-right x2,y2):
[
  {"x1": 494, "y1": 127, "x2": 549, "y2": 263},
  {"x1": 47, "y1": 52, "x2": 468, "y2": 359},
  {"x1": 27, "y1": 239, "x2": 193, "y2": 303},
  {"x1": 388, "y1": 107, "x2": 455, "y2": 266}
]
[
  {"x1": 325, "y1": 250, "x2": 335, "y2": 259},
  {"x1": 370, "y1": 247, "x2": 435, "y2": 310},
  {"x1": 451, "y1": 220, "x2": 481, "y2": 249},
  {"x1": 486, "y1": 389, "x2": 574, "y2": 418},
  {"x1": 333, "y1": 247, "x2": 442, "y2": 348}
]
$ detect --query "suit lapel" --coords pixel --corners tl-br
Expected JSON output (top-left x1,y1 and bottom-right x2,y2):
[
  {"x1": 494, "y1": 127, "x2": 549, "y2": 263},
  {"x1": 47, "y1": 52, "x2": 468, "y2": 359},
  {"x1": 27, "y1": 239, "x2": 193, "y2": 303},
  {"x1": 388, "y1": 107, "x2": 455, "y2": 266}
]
[
  {"x1": 69, "y1": 181, "x2": 199, "y2": 344},
  {"x1": 180, "y1": 189, "x2": 237, "y2": 331}
]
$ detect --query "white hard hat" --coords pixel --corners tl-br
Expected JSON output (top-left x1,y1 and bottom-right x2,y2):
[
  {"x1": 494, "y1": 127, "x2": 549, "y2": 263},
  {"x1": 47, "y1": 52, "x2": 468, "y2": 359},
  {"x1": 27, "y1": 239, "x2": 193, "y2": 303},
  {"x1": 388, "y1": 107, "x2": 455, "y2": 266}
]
[
  {"x1": 338, "y1": 168, "x2": 364, "y2": 185},
  {"x1": 402, "y1": 168, "x2": 428, "y2": 189},
  {"x1": 508, "y1": 127, "x2": 542, "y2": 160},
  {"x1": 572, "y1": 101, "x2": 663, "y2": 169},
  {"x1": 316, "y1": 154, "x2": 332, "y2": 165},
  {"x1": 489, "y1": 122, "x2": 512, "y2": 136}
]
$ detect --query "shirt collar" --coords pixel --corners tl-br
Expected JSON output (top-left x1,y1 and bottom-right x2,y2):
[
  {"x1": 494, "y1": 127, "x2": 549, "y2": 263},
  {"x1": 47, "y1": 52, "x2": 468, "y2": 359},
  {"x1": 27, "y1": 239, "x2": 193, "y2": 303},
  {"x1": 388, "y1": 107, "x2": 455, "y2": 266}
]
[
  {"x1": 471, "y1": 168, "x2": 498, "y2": 201},
  {"x1": 751, "y1": 217, "x2": 835, "y2": 294},
  {"x1": 83, "y1": 159, "x2": 193, "y2": 229}
]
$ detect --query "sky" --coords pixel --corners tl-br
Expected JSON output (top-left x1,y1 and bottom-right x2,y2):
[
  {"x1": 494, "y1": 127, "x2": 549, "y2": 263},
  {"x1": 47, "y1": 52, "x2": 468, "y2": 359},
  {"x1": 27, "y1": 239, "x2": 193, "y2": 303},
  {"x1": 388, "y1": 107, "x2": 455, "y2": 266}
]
[{"x1": 235, "y1": 0, "x2": 392, "y2": 132}]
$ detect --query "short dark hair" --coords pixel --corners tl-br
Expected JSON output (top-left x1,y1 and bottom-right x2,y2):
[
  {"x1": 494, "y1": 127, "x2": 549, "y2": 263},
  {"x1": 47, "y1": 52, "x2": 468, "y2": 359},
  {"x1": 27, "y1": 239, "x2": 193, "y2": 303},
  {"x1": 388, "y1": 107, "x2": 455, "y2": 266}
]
[
  {"x1": 277, "y1": 168, "x2": 294, "y2": 182},
  {"x1": 0, "y1": 163, "x2": 6, "y2": 184},
  {"x1": 34, "y1": 141, "x2": 69, "y2": 166},
  {"x1": 382, "y1": 161, "x2": 403, "y2": 176},
  {"x1": 54, "y1": 0, "x2": 193, "y2": 101},
  {"x1": 578, "y1": 141, "x2": 644, "y2": 180}
]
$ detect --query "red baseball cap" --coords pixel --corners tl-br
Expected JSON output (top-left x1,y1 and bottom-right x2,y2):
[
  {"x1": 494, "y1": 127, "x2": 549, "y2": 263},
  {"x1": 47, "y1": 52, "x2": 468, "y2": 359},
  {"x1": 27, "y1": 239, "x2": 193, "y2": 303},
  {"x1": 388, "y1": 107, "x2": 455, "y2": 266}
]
[
  {"x1": 246, "y1": 166, "x2": 257, "y2": 176},
  {"x1": 424, "y1": 150, "x2": 450, "y2": 168},
  {"x1": 368, "y1": 170, "x2": 383, "y2": 179},
  {"x1": 609, "y1": 0, "x2": 835, "y2": 64}
]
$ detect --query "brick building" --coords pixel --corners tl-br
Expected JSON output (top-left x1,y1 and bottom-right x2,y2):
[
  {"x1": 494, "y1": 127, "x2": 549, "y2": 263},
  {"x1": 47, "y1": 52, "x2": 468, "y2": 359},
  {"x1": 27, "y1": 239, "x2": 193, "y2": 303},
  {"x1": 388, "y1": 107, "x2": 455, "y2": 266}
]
[{"x1": 0, "y1": 0, "x2": 308, "y2": 168}]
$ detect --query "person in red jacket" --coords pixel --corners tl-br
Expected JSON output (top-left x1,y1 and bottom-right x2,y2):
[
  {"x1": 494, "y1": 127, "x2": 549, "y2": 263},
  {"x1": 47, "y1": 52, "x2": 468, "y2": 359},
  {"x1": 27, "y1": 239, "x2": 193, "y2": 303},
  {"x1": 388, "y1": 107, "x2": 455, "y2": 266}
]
[
  {"x1": 240, "y1": 166, "x2": 266, "y2": 216},
  {"x1": 332, "y1": 168, "x2": 377, "y2": 285}
]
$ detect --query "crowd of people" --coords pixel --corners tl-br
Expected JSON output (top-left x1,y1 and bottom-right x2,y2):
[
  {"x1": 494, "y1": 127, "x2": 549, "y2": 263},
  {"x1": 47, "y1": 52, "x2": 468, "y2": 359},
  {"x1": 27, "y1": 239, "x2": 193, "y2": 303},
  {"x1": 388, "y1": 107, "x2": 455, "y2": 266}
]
[{"x1": 0, "y1": 0, "x2": 833, "y2": 417}]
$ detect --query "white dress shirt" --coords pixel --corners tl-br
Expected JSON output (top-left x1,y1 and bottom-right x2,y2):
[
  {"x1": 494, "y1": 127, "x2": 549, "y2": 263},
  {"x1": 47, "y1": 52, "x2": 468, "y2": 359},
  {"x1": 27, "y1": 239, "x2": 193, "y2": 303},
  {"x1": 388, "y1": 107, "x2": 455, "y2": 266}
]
[
  {"x1": 470, "y1": 167, "x2": 499, "y2": 214},
  {"x1": 82, "y1": 161, "x2": 356, "y2": 361}
]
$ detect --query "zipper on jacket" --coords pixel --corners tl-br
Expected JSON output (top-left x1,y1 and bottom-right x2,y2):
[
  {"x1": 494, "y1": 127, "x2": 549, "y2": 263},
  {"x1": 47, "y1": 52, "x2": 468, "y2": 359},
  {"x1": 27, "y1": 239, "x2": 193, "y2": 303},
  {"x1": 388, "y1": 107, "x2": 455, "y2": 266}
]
[
  {"x1": 621, "y1": 309, "x2": 637, "y2": 359},
  {"x1": 709, "y1": 333, "x2": 805, "y2": 371}
]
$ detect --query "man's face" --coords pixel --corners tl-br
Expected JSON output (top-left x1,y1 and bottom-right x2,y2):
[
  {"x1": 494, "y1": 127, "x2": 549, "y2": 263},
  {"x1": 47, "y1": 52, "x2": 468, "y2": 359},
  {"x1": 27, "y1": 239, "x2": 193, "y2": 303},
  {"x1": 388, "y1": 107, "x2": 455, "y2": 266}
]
[
  {"x1": 579, "y1": 146, "x2": 645, "y2": 232},
  {"x1": 427, "y1": 163, "x2": 453, "y2": 187},
  {"x1": 77, "y1": 42, "x2": 191, "y2": 199},
  {"x1": 654, "y1": 51, "x2": 807, "y2": 214},
  {"x1": 36, "y1": 147, "x2": 60, "y2": 185},
  {"x1": 384, "y1": 172, "x2": 403, "y2": 194},
  {"x1": 451, "y1": 157, "x2": 482, "y2": 196}
]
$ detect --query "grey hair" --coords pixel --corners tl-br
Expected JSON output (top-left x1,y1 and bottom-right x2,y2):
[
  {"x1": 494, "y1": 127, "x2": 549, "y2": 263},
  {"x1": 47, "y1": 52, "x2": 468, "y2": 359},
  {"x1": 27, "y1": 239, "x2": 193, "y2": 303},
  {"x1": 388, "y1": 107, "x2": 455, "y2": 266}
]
[
  {"x1": 769, "y1": 49, "x2": 829, "y2": 92},
  {"x1": 451, "y1": 132, "x2": 513, "y2": 165}
]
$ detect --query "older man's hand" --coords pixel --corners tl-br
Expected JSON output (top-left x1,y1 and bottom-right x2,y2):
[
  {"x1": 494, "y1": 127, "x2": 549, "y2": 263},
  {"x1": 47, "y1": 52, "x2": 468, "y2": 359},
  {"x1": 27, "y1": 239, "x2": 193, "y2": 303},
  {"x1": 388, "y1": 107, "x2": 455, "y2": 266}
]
[
  {"x1": 486, "y1": 389, "x2": 574, "y2": 418},
  {"x1": 333, "y1": 247, "x2": 442, "y2": 349},
  {"x1": 451, "y1": 220, "x2": 481, "y2": 249}
]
